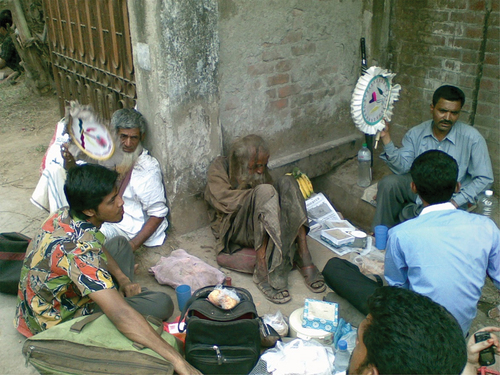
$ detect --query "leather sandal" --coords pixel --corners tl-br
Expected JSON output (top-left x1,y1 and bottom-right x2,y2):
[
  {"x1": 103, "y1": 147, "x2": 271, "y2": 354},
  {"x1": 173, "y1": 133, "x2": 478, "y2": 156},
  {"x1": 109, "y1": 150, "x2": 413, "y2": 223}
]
[
  {"x1": 297, "y1": 264, "x2": 326, "y2": 293},
  {"x1": 255, "y1": 281, "x2": 291, "y2": 304}
]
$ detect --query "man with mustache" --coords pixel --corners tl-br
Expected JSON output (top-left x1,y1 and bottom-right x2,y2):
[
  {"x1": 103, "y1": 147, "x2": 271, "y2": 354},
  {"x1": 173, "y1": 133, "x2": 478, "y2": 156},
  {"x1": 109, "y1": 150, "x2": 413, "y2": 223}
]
[
  {"x1": 372, "y1": 85, "x2": 493, "y2": 230},
  {"x1": 205, "y1": 134, "x2": 325, "y2": 303}
]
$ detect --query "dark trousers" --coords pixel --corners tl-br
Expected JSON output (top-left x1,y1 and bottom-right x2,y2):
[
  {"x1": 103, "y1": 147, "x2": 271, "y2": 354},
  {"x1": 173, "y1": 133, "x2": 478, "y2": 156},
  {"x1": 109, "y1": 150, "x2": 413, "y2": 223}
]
[
  {"x1": 322, "y1": 258, "x2": 382, "y2": 316},
  {"x1": 102, "y1": 236, "x2": 174, "y2": 321}
]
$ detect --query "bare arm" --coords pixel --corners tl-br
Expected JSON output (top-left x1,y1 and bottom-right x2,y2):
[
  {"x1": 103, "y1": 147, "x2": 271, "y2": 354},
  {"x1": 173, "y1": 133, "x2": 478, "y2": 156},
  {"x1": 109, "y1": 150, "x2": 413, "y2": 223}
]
[
  {"x1": 90, "y1": 289, "x2": 202, "y2": 375},
  {"x1": 101, "y1": 245, "x2": 140, "y2": 297},
  {"x1": 461, "y1": 326, "x2": 500, "y2": 375},
  {"x1": 129, "y1": 216, "x2": 164, "y2": 252}
]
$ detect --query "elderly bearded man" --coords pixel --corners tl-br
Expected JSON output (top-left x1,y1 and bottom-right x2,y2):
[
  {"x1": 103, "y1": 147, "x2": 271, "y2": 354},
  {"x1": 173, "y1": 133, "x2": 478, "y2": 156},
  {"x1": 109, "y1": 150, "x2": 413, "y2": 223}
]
[
  {"x1": 205, "y1": 134, "x2": 325, "y2": 304},
  {"x1": 31, "y1": 108, "x2": 168, "y2": 252}
]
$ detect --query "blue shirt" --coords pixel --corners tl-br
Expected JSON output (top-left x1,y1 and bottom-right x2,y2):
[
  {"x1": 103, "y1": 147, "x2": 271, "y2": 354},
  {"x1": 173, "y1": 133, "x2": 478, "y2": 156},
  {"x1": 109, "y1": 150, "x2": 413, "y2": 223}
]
[
  {"x1": 384, "y1": 203, "x2": 500, "y2": 334},
  {"x1": 380, "y1": 120, "x2": 494, "y2": 207}
]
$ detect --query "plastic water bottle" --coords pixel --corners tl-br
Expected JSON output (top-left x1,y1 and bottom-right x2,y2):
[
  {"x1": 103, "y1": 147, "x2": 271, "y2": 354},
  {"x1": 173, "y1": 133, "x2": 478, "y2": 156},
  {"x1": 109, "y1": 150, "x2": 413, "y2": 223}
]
[
  {"x1": 357, "y1": 143, "x2": 372, "y2": 187},
  {"x1": 334, "y1": 339, "x2": 350, "y2": 373},
  {"x1": 477, "y1": 190, "x2": 495, "y2": 217}
]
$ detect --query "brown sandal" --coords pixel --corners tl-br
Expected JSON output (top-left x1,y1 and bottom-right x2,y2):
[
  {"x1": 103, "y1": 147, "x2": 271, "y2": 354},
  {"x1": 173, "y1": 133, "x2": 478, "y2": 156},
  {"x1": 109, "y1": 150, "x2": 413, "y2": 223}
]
[
  {"x1": 255, "y1": 281, "x2": 291, "y2": 304},
  {"x1": 298, "y1": 264, "x2": 326, "y2": 293}
]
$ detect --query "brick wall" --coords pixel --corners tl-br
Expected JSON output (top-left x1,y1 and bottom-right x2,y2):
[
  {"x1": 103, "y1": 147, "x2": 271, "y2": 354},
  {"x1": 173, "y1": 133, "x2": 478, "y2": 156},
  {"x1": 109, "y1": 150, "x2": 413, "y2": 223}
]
[{"x1": 388, "y1": 0, "x2": 499, "y2": 193}]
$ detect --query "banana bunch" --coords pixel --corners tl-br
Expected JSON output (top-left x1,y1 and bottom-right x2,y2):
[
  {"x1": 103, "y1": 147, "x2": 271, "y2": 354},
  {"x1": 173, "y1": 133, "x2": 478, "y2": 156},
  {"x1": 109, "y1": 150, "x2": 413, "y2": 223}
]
[{"x1": 286, "y1": 167, "x2": 314, "y2": 199}]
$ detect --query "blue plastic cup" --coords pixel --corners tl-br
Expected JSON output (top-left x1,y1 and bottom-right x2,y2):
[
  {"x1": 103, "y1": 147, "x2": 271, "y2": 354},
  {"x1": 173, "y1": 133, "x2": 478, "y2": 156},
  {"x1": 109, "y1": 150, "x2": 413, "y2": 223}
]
[
  {"x1": 175, "y1": 284, "x2": 192, "y2": 311},
  {"x1": 374, "y1": 225, "x2": 389, "y2": 250}
]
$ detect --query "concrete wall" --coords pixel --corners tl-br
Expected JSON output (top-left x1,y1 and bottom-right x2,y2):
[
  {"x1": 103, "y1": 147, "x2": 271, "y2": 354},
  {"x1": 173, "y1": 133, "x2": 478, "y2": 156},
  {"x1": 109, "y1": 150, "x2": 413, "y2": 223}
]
[
  {"x1": 218, "y1": 0, "x2": 368, "y2": 163},
  {"x1": 127, "y1": 0, "x2": 376, "y2": 234},
  {"x1": 127, "y1": 0, "x2": 221, "y2": 234},
  {"x1": 386, "y1": 0, "x2": 499, "y2": 193}
]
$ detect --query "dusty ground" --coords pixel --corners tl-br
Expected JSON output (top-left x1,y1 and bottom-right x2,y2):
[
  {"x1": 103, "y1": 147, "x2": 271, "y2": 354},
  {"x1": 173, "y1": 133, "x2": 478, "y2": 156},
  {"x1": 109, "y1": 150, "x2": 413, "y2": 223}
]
[{"x1": 0, "y1": 74, "x2": 498, "y2": 374}]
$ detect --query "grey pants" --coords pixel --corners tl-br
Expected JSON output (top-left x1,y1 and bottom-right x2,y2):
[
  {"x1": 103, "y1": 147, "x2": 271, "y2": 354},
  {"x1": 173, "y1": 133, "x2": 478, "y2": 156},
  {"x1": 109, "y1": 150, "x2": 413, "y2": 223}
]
[
  {"x1": 372, "y1": 173, "x2": 422, "y2": 230},
  {"x1": 102, "y1": 236, "x2": 174, "y2": 321}
]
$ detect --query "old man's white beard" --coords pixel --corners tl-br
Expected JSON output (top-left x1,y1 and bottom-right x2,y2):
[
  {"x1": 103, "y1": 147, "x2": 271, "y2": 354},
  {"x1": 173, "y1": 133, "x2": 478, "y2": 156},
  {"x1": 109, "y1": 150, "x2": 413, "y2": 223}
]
[{"x1": 113, "y1": 144, "x2": 143, "y2": 177}]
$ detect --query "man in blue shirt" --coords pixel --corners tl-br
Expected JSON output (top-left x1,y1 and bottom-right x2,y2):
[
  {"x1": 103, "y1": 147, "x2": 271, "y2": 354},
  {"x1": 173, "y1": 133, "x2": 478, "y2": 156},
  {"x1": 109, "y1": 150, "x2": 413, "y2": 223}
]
[
  {"x1": 323, "y1": 150, "x2": 500, "y2": 335},
  {"x1": 372, "y1": 85, "x2": 493, "y2": 230}
]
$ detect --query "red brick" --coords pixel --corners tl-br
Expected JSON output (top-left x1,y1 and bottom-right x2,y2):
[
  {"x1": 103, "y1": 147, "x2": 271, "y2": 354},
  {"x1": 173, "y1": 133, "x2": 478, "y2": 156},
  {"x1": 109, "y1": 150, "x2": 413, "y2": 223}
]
[
  {"x1": 269, "y1": 98, "x2": 288, "y2": 110},
  {"x1": 477, "y1": 103, "x2": 493, "y2": 116},
  {"x1": 480, "y1": 78, "x2": 499, "y2": 91},
  {"x1": 291, "y1": 93, "x2": 313, "y2": 108},
  {"x1": 433, "y1": 22, "x2": 461, "y2": 36},
  {"x1": 465, "y1": 25, "x2": 484, "y2": 39},
  {"x1": 420, "y1": 33, "x2": 446, "y2": 46},
  {"x1": 482, "y1": 65, "x2": 500, "y2": 79},
  {"x1": 291, "y1": 43, "x2": 316, "y2": 56},
  {"x1": 278, "y1": 84, "x2": 301, "y2": 98},
  {"x1": 275, "y1": 60, "x2": 292, "y2": 73},
  {"x1": 486, "y1": 26, "x2": 499, "y2": 40},
  {"x1": 459, "y1": 74, "x2": 476, "y2": 88},
  {"x1": 484, "y1": 53, "x2": 499, "y2": 65},
  {"x1": 437, "y1": 0, "x2": 467, "y2": 9},
  {"x1": 461, "y1": 49, "x2": 480, "y2": 63},
  {"x1": 247, "y1": 63, "x2": 274, "y2": 76},
  {"x1": 433, "y1": 46, "x2": 462, "y2": 59},
  {"x1": 478, "y1": 89, "x2": 500, "y2": 104},
  {"x1": 450, "y1": 11, "x2": 485, "y2": 24},
  {"x1": 451, "y1": 37, "x2": 482, "y2": 49},
  {"x1": 468, "y1": 0, "x2": 486, "y2": 11},
  {"x1": 280, "y1": 31, "x2": 302, "y2": 45},
  {"x1": 267, "y1": 74, "x2": 289, "y2": 87},
  {"x1": 492, "y1": 0, "x2": 499, "y2": 11},
  {"x1": 485, "y1": 39, "x2": 500, "y2": 53}
]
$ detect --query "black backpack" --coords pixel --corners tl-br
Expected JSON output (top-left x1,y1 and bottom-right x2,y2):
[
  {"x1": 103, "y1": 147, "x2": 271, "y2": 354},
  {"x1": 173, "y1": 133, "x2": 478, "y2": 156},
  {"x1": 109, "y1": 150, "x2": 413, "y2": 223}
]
[
  {"x1": 179, "y1": 285, "x2": 261, "y2": 375},
  {"x1": 0, "y1": 232, "x2": 30, "y2": 295}
]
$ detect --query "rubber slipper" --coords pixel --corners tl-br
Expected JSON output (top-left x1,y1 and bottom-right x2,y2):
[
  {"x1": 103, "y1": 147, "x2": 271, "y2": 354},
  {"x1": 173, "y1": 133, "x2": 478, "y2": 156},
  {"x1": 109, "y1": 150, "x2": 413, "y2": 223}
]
[
  {"x1": 298, "y1": 264, "x2": 326, "y2": 293},
  {"x1": 255, "y1": 281, "x2": 291, "y2": 304}
]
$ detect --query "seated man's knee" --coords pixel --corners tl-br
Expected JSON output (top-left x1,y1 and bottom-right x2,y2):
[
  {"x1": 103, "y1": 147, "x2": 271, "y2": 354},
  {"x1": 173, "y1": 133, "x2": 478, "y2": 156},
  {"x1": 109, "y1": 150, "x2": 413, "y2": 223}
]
[
  {"x1": 378, "y1": 174, "x2": 405, "y2": 195},
  {"x1": 254, "y1": 183, "x2": 276, "y2": 198},
  {"x1": 145, "y1": 291, "x2": 174, "y2": 321}
]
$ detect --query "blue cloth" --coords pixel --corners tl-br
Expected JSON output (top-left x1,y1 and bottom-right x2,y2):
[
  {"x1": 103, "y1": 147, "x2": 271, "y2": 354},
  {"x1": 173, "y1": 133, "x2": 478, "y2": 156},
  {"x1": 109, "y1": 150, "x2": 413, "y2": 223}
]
[
  {"x1": 384, "y1": 205, "x2": 500, "y2": 334},
  {"x1": 380, "y1": 120, "x2": 494, "y2": 207}
]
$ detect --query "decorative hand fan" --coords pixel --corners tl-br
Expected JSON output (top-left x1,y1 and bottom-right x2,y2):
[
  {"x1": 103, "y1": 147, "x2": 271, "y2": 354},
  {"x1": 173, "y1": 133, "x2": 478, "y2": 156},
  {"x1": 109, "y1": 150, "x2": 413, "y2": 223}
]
[
  {"x1": 66, "y1": 101, "x2": 115, "y2": 160},
  {"x1": 351, "y1": 66, "x2": 401, "y2": 146}
]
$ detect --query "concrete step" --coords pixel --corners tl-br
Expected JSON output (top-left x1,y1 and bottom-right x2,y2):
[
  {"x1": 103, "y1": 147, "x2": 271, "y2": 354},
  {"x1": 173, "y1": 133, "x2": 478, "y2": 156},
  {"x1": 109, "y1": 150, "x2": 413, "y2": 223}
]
[{"x1": 311, "y1": 156, "x2": 392, "y2": 232}]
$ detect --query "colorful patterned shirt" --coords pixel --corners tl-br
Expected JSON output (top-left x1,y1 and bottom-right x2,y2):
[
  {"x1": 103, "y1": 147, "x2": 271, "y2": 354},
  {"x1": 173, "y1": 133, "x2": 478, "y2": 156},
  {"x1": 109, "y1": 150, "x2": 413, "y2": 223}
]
[{"x1": 14, "y1": 208, "x2": 116, "y2": 337}]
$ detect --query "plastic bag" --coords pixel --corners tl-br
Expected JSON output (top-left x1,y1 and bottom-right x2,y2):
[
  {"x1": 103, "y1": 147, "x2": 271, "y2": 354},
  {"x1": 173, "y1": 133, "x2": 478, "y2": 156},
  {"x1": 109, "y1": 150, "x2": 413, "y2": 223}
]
[
  {"x1": 207, "y1": 284, "x2": 240, "y2": 309},
  {"x1": 261, "y1": 338, "x2": 335, "y2": 375},
  {"x1": 262, "y1": 310, "x2": 289, "y2": 337}
]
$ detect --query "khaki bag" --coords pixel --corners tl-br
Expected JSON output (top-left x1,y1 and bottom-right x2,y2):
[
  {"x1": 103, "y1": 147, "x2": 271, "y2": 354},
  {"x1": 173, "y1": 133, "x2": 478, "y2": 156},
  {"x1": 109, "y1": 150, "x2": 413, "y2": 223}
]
[{"x1": 22, "y1": 312, "x2": 180, "y2": 375}]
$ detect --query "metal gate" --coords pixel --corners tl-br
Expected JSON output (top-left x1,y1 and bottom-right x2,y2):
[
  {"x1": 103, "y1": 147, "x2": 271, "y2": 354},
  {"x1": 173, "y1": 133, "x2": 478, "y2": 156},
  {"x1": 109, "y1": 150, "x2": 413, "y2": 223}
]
[{"x1": 42, "y1": 0, "x2": 136, "y2": 121}]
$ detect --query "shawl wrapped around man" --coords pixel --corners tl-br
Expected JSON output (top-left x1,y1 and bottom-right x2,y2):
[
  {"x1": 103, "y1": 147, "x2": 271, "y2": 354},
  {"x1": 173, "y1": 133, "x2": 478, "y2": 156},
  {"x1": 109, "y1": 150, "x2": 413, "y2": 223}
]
[{"x1": 204, "y1": 156, "x2": 308, "y2": 290}]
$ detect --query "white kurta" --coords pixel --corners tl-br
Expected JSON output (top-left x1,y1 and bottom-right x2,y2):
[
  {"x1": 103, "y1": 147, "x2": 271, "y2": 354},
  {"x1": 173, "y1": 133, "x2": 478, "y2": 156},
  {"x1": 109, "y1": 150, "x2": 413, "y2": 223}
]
[{"x1": 100, "y1": 149, "x2": 169, "y2": 247}]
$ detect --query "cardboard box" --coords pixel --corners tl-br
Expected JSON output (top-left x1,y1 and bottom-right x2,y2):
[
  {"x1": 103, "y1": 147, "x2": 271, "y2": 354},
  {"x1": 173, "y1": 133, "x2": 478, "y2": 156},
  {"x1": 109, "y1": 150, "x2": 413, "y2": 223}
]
[
  {"x1": 320, "y1": 228, "x2": 355, "y2": 247},
  {"x1": 302, "y1": 298, "x2": 339, "y2": 333}
]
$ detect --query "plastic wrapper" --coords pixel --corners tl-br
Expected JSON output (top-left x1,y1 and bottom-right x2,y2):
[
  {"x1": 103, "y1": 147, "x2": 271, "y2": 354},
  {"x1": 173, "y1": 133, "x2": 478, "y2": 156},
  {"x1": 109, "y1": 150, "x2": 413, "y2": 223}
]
[
  {"x1": 262, "y1": 310, "x2": 289, "y2": 337},
  {"x1": 261, "y1": 338, "x2": 335, "y2": 375},
  {"x1": 207, "y1": 284, "x2": 240, "y2": 309}
]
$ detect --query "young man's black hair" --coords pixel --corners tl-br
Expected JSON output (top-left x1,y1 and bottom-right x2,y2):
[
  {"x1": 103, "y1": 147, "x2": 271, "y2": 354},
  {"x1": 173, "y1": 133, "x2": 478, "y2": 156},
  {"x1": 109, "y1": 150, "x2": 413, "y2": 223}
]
[
  {"x1": 432, "y1": 85, "x2": 465, "y2": 107},
  {"x1": 64, "y1": 164, "x2": 118, "y2": 218},
  {"x1": 361, "y1": 287, "x2": 466, "y2": 374},
  {"x1": 410, "y1": 150, "x2": 458, "y2": 205}
]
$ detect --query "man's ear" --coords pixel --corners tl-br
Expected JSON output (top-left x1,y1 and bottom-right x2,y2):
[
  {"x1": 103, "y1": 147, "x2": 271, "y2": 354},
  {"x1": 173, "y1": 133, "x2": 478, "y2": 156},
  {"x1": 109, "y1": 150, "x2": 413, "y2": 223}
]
[
  {"x1": 455, "y1": 182, "x2": 461, "y2": 193},
  {"x1": 367, "y1": 365, "x2": 379, "y2": 375},
  {"x1": 410, "y1": 181, "x2": 418, "y2": 195},
  {"x1": 430, "y1": 103, "x2": 434, "y2": 113},
  {"x1": 82, "y1": 208, "x2": 96, "y2": 218}
]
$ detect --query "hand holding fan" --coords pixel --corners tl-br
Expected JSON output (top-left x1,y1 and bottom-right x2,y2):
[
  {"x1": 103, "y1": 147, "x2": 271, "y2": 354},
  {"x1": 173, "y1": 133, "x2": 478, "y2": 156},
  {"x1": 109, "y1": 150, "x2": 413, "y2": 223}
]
[
  {"x1": 65, "y1": 101, "x2": 115, "y2": 161},
  {"x1": 351, "y1": 66, "x2": 401, "y2": 148}
]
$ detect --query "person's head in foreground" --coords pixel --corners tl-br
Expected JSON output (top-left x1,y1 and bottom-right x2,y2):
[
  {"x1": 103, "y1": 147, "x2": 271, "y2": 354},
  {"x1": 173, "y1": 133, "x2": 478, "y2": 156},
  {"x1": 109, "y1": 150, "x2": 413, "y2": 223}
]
[
  {"x1": 410, "y1": 149, "x2": 459, "y2": 206},
  {"x1": 348, "y1": 287, "x2": 466, "y2": 374},
  {"x1": 64, "y1": 163, "x2": 123, "y2": 227},
  {"x1": 229, "y1": 134, "x2": 272, "y2": 189}
]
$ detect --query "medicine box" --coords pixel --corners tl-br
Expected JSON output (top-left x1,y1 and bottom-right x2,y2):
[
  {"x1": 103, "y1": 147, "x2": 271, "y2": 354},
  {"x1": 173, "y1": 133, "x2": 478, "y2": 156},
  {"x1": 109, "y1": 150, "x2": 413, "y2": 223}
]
[
  {"x1": 302, "y1": 298, "x2": 339, "y2": 333},
  {"x1": 325, "y1": 219, "x2": 356, "y2": 232},
  {"x1": 320, "y1": 228, "x2": 355, "y2": 247}
]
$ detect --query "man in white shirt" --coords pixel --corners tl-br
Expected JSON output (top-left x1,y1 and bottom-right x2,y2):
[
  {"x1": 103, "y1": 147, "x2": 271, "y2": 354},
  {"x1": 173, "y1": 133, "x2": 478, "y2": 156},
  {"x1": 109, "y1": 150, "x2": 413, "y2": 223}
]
[{"x1": 99, "y1": 109, "x2": 168, "y2": 251}]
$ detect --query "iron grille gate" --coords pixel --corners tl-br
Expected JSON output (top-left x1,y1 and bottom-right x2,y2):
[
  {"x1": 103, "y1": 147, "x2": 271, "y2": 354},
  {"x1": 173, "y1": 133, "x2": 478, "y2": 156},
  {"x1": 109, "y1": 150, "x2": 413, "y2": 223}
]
[{"x1": 42, "y1": 0, "x2": 136, "y2": 121}]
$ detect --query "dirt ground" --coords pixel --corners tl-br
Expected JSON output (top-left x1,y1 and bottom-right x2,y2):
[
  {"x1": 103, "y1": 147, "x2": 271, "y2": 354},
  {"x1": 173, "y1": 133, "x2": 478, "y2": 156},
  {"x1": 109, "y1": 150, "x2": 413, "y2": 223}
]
[{"x1": 0, "y1": 74, "x2": 499, "y2": 374}]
